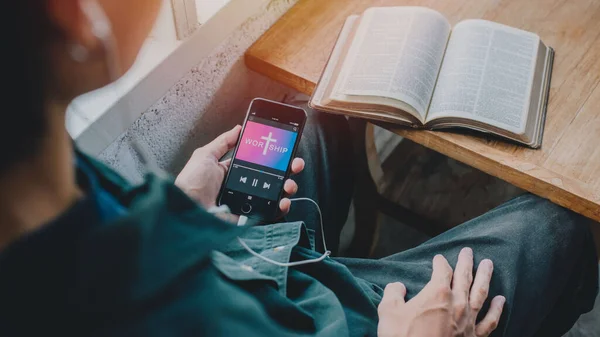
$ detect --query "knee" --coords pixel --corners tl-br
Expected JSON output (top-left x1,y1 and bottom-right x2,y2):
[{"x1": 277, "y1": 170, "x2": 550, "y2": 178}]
[
  {"x1": 504, "y1": 195, "x2": 599, "y2": 310},
  {"x1": 500, "y1": 194, "x2": 592, "y2": 251}
]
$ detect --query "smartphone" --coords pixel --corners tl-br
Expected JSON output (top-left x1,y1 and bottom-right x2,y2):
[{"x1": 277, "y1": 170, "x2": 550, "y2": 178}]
[{"x1": 217, "y1": 98, "x2": 307, "y2": 222}]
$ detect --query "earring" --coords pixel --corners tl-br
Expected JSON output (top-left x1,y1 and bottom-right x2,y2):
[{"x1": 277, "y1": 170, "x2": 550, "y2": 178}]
[{"x1": 69, "y1": 43, "x2": 89, "y2": 63}]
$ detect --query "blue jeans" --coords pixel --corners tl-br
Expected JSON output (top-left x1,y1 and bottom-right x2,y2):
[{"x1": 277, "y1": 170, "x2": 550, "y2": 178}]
[{"x1": 288, "y1": 108, "x2": 599, "y2": 337}]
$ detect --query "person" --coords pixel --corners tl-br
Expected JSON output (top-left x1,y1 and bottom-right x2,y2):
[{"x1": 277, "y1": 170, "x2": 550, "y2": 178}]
[{"x1": 0, "y1": 0, "x2": 597, "y2": 336}]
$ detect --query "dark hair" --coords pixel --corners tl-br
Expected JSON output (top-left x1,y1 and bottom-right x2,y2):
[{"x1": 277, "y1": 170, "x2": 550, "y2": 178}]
[{"x1": 1, "y1": 2, "x2": 54, "y2": 173}]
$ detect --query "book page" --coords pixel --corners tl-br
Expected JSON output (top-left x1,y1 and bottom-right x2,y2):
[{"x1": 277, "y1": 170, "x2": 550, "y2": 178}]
[
  {"x1": 427, "y1": 20, "x2": 540, "y2": 134},
  {"x1": 335, "y1": 7, "x2": 451, "y2": 120},
  {"x1": 311, "y1": 15, "x2": 359, "y2": 107}
]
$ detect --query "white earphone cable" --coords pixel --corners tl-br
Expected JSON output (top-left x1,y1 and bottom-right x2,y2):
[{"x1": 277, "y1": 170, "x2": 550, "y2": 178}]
[
  {"x1": 288, "y1": 197, "x2": 328, "y2": 253},
  {"x1": 210, "y1": 198, "x2": 332, "y2": 267},
  {"x1": 237, "y1": 238, "x2": 330, "y2": 267}
]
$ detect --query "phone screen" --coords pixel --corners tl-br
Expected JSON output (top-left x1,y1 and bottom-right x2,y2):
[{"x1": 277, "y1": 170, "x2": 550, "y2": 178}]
[{"x1": 218, "y1": 99, "x2": 306, "y2": 221}]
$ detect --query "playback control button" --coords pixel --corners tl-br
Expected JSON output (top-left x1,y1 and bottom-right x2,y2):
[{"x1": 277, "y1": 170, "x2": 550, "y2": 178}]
[{"x1": 241, "y1": 203, "x2": 252, "y2": 214}]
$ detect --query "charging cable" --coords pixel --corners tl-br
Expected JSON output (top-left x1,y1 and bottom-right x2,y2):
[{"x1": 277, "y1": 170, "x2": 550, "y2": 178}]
[{"x1": 210, "y1": 198, "x2": 331, "y2": 267}]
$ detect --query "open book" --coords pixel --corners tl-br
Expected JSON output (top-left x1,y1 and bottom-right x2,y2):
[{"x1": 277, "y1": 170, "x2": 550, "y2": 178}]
[{"x1": 310, "y1": 7, "x2": 554, "y2": 148}]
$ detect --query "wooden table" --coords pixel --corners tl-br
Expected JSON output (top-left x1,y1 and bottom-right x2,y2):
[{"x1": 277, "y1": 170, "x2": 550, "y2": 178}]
[{"x1": 246, "y1": 0, "x2": 600, "y2": 222}]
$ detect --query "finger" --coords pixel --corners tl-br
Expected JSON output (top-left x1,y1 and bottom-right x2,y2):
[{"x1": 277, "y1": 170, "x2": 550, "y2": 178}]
[
  {"x1": 452, "y1": 247, "x2": 474, "y2": 303},
  {"x1": 378, "y1": 282, "x2": 406, "y2": 312},
  {"x1": 475, "y1": 295, "x2": 505, "y2": 337},
  {"x1": 218, "y1": 158, "x2": 232, "y2": 172},
  {"x1": 204, "y1": 125, "x2": 242, "y2": 159},
  {"x1": 213, "y1": 211, "x2": 240, "y2": 225},
  {"x1": 431, "y1": 254, "x2": 453, "y2": 286},
  {"x1": 470, "y1": 259, "x2": 494, "y2": 312},
  {"x1": 279, "y1": 198, "x2": 291, "y2": 216},
  {"x1": 283, "y1": 179, "x2": 298, "y2": 196},
  {"x1": 290, "y1": 158, "x2": 305, "y2": 175}
]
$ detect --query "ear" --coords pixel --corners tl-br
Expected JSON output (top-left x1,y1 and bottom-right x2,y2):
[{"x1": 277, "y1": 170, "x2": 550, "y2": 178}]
[{"x1": 46, "y1": 0, "x2": 99, "y2": 50}]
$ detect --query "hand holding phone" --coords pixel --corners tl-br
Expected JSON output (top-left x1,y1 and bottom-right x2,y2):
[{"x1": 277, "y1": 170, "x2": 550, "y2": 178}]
[
  {"x1": 218, "y1": 98, "x2": 307, "y2": 222},
  {"x1": 175, "y1": 125, "x2": 242, "y2": 209},
  {"x1": 175, "y1": 126, "x2": 304, "y2": 220}
]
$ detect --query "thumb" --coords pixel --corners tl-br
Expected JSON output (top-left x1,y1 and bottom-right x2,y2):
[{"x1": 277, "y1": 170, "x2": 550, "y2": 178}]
[
  {"x1": 204, "y1": 125, "x2": 241, "y2": 159},
  {"x1": 380, "y1": 282, "x2": 406, "y2": 308}
]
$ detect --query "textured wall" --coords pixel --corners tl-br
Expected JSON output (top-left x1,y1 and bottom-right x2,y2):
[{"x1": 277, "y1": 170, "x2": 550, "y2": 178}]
[{"x1": 99, "y1": 0, "x2": 298, "y2": 183}]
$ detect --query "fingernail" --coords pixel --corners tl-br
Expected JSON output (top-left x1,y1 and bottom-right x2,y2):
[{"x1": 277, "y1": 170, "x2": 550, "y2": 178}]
[
  {"x1": 482, "y1": 259, "x2": 493, "y2": 270},
  {"x1": 462, "y1": 247, "x2": 473, "y2": 256},
  {"x1": 499, "y1": 296, "x2": 506, "y2": 305}
]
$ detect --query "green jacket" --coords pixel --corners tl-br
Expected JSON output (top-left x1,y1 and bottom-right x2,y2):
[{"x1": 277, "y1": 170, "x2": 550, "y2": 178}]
[{"x1": 0, "y1": 153, "x2": 381, "y2": 336}]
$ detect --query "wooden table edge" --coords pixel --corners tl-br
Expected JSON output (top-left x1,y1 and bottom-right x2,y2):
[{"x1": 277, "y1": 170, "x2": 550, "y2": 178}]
[{"x1": 245, "y1": 52, "x2": 318, "y2": 95}]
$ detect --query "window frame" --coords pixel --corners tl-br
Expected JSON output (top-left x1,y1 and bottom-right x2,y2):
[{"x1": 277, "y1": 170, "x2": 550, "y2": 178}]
[{"x1": 171, "y1": 0, "x2": 199, "y2": 40}]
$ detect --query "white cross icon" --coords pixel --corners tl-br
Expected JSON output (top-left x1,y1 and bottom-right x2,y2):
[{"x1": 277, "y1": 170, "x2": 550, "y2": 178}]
[{"x1": 260, "y1": 132, "x2": 277, "y2": 155}]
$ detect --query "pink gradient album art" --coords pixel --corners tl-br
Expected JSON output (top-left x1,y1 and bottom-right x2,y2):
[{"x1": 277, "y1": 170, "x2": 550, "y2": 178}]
[{"x1": 235, "y1": 121, "x2": 298, "y2": 172}]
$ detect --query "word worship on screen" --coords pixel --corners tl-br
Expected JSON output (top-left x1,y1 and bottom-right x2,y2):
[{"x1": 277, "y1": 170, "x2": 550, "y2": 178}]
[
  {"x1": 224, "y1": 117, "x2": 298, "y2": 201},
  {"x1": 235, "y1": 120, "x2": 296, "y2": 171}
]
